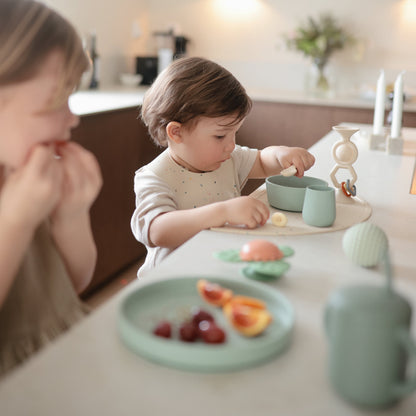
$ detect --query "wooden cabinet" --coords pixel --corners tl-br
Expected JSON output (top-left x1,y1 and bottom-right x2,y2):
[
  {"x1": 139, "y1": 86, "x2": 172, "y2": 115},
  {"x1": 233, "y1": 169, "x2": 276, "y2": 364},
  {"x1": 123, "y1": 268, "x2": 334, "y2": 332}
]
[
  {"x1": 239, "y1": 100, "x2": 416, "y2": 195},
  {"x1": 71, "y1": 108, "x2": 161, "y2": 296}
]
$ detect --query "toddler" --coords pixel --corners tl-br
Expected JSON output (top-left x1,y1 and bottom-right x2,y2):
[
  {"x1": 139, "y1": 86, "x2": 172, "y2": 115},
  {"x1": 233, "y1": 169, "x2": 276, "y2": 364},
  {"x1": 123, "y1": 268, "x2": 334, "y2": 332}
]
[
  {"x1": 131, "y1": 57, "x2": 314, "y2": 277},
  {"x1": 0, "y1": 0, "x2": 102, "y2": 376}
]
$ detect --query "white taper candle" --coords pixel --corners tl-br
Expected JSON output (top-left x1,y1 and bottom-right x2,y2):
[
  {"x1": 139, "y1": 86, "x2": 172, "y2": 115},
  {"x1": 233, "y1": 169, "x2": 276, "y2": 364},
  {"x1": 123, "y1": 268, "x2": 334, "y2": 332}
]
[
  {"x1": 373, "y1": 70, "x2": 385, "y2": 135},
  {"x1": 390, "y1": 71, "x2": 405, "y2": 139}
]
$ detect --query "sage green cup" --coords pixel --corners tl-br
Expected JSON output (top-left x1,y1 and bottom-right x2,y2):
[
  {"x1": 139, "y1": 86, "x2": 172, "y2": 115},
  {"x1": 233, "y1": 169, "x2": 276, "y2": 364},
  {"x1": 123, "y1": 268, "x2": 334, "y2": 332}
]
[
  {"x1": 302, "y1": 185, "x2": 336, "y2": 227},
  {"x1": 324, "y1": 285, "x2": 416, "y2": 408}
]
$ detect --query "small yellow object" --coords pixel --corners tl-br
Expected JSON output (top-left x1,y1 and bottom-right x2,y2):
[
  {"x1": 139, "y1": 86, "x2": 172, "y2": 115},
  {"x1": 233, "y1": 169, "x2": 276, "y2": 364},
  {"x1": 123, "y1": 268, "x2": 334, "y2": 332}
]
[{"x1": 271, "y1": 212, "x2": 288, "y2": 227}]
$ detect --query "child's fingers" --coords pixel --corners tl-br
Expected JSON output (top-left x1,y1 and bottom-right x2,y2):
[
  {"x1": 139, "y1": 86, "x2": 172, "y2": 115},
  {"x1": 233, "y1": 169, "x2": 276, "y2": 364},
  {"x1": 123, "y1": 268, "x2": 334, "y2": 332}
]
[
  {"x1": 26, "y1": 145, "x2": 58, "y2": 173},
  {"x1": 253, "y1": 198, "x2": 270, "y2": 222},
  {"x1": 5, "y1": 145, "x2": 63, "y2": 226},
  {"x1": 301, "y1": 152, "x2": 315, "y2": 169},
  {"x1": 24, "y1": 145, "x2": 64, "y2": 192},
  {"x1": 59, "y1": 142, "x2": 102, "y2": 190},
  {"x1": 295, "y1": 164, "x2": 305, "y2": 178},
  {"x1": 292, "y1": 156, "x2": 309, "y2": 177},
  {"x1": 247, "y1": 198, "x2": 269, "y2": 228}
]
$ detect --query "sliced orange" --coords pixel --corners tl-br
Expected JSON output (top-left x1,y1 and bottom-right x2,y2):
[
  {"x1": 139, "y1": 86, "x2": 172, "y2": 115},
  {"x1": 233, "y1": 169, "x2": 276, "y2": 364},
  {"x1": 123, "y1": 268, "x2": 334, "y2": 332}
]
[
  {"x1": 226, "y1": 295, "x2": 266, "y2": 310},
  {"x1": 223, "y1": 303, "x2": 272, "y2": 337},
  {"x1": 197, "y1": 279, "x2": 233, "y2": 307}
]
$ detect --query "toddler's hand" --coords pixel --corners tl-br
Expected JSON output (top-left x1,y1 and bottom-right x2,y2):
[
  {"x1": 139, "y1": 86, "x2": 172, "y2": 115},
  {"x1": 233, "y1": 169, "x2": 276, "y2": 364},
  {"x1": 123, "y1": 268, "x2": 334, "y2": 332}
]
[
  {"x1": 51, "y1": 142, "x2": 102, "y2": 223},
  {"x1": 276, "y1": 146, "x2": 315, "y2": 177},
  {"x1": 0, "y1": 145, "x2": 63, "y2": 231},
  {"x1": 222, "y1": 196, "x2": 269, "y2": 229}
]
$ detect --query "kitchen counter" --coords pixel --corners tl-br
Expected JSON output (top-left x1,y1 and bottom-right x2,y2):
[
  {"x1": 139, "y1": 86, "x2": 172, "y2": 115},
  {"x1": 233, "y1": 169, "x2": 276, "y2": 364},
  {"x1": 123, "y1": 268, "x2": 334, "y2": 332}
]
[
  {"x1": 69, "y1": 86, "x2": 416, "y2": 116},
  {"x1": 0, "y1": 124, "x2": 415, "y2": 416},
  {"x1": 69, "y1": 86, "x2": 148, "y2": 116},
  {"x1": 247, "y1": 88, "x2": 416, "y2": 112}
]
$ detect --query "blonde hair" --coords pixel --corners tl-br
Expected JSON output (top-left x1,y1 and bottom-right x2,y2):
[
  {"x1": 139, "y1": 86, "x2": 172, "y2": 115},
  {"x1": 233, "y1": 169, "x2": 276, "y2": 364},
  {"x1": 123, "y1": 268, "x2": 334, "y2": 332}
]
[
  {"x1": 0, "y1": 0, "x2": 89, "y2": 107},
  {"x1": 141, "y1": 57, "x2": 252, "y2": 147}
]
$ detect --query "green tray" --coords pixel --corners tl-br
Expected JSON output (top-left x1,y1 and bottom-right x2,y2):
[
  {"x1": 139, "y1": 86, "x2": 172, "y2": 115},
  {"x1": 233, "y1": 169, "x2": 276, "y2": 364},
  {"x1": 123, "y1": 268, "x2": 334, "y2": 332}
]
[{"x1": 118, "y1": 276, "x2": 294, "y2": 372}]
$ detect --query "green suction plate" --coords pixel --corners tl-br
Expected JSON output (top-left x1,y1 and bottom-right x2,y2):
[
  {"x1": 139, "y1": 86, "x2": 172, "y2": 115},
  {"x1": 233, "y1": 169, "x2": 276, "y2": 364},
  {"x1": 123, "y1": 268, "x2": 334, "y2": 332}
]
[
  {"x1": 242, "y1": 260, "x2": 291, "y2": 281},
  {"x1": 214, "y1": 246, "x2": 294, "y2": 281},
  {"x1": 118, "y1": 276, "x2": 295, "y2": 372}
]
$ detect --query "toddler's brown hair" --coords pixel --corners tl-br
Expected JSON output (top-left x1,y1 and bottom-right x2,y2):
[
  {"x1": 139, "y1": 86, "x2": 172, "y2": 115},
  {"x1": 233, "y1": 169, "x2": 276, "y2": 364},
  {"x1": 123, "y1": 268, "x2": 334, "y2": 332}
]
[{"x1": 141, "y1": 57, "x2": 252, "y2": 146}]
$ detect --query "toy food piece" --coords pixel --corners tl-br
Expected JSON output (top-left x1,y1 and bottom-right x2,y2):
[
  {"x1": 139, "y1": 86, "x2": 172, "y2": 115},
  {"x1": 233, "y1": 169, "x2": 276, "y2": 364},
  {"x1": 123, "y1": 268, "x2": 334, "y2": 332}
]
[
  {"x1": 280, "y1": 165, "x2": 297, "y2": 177},
  {"x1": 223, "y1": 297, "x2": 272, "y2": 337},
  {"x1": 191, "y1": 307, "x2": 214, "y2": 326},
  {"x1": 240, "y1": 240, "x2": 284, "y2": 262},
  {"x1": 179, "y1": 321, "x2": 199, "y2": 342},
  {"x1": 153, "y1": 320, "x2": 172, "y2": 338},
  {"x1": 197, "y1": 279, "x2": 233, "y2": 306},
  {"x1": 198, "y1": 320, "x2": 226, "y2": 344},
  {"x1": 153, "y1": 307, "x2": 227, "y2": 344},
  {"x1": 197, "y1": 281, "x2": 272, "y2": 337},
  {"x1": 229, "y1": 295, "x2": 266, "y2": 310},
  {"x1": 271, "y1": 212, "x2": 288, "y2": 227}
]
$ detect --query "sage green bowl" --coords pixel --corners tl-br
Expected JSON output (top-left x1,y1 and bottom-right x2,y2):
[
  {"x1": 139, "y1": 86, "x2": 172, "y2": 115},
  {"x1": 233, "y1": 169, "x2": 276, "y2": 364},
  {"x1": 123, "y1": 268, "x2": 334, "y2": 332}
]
[{"x1": 266, "y1": 175, "x2": 328, "y2": 212}]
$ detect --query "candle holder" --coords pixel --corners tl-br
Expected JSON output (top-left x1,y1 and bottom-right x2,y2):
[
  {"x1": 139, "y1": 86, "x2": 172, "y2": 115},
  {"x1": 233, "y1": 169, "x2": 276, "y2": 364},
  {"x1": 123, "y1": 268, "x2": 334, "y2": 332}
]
[
  {"x1": 369, "y1": 133, "x2": 387, "y2": 151},
  {"x1": 386, "y1": 136, "x2": 404, "y2": 155}
]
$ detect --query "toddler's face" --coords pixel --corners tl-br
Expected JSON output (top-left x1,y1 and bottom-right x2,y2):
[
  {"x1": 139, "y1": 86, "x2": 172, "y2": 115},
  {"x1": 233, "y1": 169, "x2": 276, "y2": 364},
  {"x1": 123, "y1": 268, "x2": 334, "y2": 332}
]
[
  {"x1": 0, "y1": 50, "x2": 79, "y2": 169},
  {"x1": 170, "y1": 115, "x2": 244, "y2": 173}
]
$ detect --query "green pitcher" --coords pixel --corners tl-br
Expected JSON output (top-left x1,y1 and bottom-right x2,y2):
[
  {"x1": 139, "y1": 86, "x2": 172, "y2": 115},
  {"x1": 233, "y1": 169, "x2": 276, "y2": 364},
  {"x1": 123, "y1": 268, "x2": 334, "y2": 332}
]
[
  {"x1": 325, "y1": 285, "x2": 416, "y2": 408},
  {"x1": 324, "y1": 222, "x2": 416, "y2": 408}
]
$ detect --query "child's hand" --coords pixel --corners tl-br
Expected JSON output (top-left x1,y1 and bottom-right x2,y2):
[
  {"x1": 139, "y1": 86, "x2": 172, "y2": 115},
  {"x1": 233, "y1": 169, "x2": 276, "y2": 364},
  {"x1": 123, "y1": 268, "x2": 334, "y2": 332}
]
[
  {"x1": 274, "y1": 146, "x2": 315, "y2": 177},
  {"x1": 0, "y1": 145, "x2": 63, "y2": 231},
  {"x1": 222, "y1": 196, "x2": 269, "y2": 229},
  {"x1": 51, "y1": 142, "x2": 102, "y2": 223}
]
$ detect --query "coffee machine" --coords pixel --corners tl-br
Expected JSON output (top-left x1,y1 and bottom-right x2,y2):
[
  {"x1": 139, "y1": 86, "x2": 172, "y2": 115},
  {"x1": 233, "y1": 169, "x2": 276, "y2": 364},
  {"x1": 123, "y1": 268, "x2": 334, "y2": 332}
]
[
  {"x1": 135, "y1": 31, "x2": 190, "y2": 85},
  {"x1": 174, "y1": 36, "x2": 189, "y2": 59},
  {"x1": 135, "y1": 56, "x2": 158, "y2": 85}
]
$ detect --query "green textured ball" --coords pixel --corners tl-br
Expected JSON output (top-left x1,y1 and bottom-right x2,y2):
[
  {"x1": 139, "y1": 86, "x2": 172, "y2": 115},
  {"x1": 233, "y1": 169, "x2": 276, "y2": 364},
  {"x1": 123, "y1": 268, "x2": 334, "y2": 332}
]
[{"x1": 343, "y1": 222, "x2": 388, "y2": 267}]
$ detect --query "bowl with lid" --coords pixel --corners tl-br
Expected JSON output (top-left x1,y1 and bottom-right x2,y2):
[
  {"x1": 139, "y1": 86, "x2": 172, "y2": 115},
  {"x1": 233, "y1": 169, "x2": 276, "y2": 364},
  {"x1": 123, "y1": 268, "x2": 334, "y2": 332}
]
[{"x1": 266, "y1": 175, "x2": 328, "y2": 212}]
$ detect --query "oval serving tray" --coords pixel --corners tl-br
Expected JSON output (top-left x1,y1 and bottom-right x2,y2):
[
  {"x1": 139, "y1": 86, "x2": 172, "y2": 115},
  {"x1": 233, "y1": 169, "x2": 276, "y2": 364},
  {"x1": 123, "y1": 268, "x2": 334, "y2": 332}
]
[{"x1": 118, "y1": 276, "x2": 294, "y2": 372}]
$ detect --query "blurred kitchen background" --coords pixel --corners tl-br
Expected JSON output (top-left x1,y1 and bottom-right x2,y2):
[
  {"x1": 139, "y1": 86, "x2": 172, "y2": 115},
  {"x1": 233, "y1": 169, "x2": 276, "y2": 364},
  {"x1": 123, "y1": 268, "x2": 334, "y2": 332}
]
[{"x1": 44, "y1": 0, "x2": 416, "y2": 97}]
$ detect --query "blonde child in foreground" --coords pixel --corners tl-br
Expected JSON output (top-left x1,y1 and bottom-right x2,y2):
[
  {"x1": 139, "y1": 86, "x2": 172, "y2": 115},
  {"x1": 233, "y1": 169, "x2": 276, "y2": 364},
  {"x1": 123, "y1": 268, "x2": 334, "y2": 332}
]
[
  {"x1": 0, "y1": 0, "x2": 102, "y2": 376},
  {"x1": 131, "y1": 57, "x2": 315, "y2": 277}
]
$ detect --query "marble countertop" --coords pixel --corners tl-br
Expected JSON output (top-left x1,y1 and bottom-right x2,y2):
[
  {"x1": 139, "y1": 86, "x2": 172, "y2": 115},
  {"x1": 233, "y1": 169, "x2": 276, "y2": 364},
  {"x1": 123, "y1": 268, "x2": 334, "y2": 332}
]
[
  {"x1": 69, "y1": 86, "x2": 148, "y2": 116},
  {"x1": 247, "y1": 87, "x2": 416, "y2": 112},
  {"x1": 0, "y1": 124, "x2": 415, "y2": 416},
  {"x1": 69, "y1": 86, "x2": 416, "y2": 116}
]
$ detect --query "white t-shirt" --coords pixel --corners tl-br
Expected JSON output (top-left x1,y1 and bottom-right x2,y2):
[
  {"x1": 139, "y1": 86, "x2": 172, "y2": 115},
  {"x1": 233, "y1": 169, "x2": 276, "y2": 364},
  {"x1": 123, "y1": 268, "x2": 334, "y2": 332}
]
[{"x1": 131, "y1": 145, "x2": 258, "y2": 277}]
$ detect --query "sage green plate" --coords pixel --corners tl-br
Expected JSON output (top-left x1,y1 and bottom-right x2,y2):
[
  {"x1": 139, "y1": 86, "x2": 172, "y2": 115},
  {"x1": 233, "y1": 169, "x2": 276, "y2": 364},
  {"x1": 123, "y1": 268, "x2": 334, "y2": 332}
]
[{"x1": 118, "y1": 276, "x2": 294, "y2": 372}]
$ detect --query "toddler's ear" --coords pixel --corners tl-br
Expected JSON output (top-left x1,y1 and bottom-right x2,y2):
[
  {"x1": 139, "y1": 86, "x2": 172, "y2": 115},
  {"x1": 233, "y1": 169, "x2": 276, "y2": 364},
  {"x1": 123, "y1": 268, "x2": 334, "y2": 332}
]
[{"x1": 166, "y1": 121, "x2": 183, "y2": 144}]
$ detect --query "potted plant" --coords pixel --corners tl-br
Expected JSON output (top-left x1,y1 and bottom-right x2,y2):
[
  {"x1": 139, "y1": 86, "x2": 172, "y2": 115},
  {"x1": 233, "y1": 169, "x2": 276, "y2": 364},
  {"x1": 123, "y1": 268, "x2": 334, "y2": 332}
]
[{"x1": 284, "y1": 13, "x2": 355, "y2": 94}]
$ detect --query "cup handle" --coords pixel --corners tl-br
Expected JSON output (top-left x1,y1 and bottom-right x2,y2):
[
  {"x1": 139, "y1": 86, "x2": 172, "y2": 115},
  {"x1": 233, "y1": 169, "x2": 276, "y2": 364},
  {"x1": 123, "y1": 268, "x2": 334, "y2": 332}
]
[
  {"x1": 392, "y1": 328, "x2": 416, "y2": 398},
  {"x1": 323, "y1": 305, "x2": 331, "y2": 336}
]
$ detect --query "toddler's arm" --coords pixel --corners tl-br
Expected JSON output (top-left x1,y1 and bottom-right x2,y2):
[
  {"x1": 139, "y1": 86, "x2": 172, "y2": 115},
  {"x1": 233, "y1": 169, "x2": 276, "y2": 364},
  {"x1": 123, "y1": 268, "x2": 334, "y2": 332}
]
[
  {"x1": 50, "y1": 142, "x2": 102, "y2": 294},
  {"x1": 249, "y1": 146, "x2": 315, "y2": 179},
  {"x1": 149, "y1": 196, "x2": 269, "y2": 249},
  {"x1": 0, "y1": 146, "x2": 63, "y2": 306}
]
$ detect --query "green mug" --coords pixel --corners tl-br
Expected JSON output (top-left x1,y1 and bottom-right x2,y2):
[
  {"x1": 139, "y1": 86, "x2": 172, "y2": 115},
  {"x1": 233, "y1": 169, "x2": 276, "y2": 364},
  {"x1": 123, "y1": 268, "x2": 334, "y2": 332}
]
[
  {"x1": 324, "y1": 285, "x2": 416, "y2": 408},
  {"x1": 302, "y1": 185, "x2": 336, "y2": 227}
]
